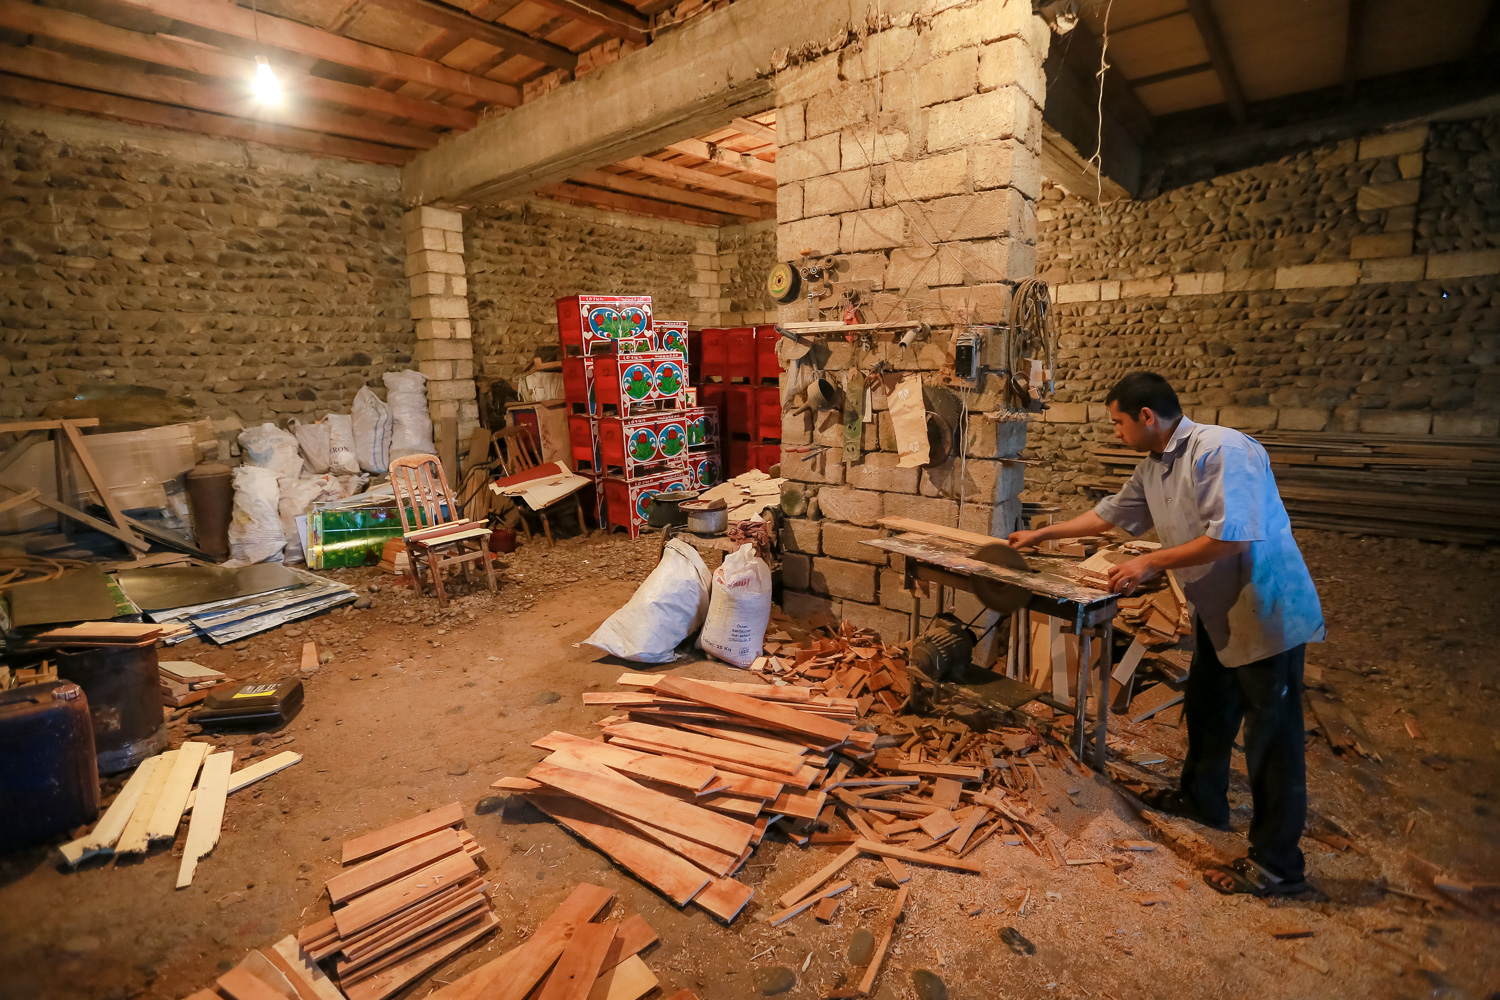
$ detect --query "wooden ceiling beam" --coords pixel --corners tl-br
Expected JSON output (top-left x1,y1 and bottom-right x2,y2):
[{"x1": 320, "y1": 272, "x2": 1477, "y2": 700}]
[
  {"x1": 363, "y1": 0, "x2": 577, "y2": 70},
  {"x1": 1342, "y1": 0, "x2": 1364, "y2": 101},
  {"x1": 537, "y1": 181, "x2": 727, "y2": 227},
  {"x1": 522, "y1": 0, "x2": 648, "y2": 45},
  {"x1": 107, "y1": 0, "x2": 522, "y2": 107},
  {"x1": 1, "y1": 44, "x2": 439, "y2": 148},
  {"x1": 0, "y1": 0, "x2": 477, "y2": 130},
  {"x1": 573, "y1": 168, "x2": 768, "y2": 218},
  {"x1": 729, "y1": 116, "x2": 776, "y2": 146},
  {"x1": 1129, "y1": 61, "x2": 1213, "y2": 90},
  {"x1": 663, "y1": 138, "x2": 776, "y2": 179},
  {"x1": 1184, "y1": 0, "x2": 1247, "y2": 124},
  {"x1": 0, "y1": 74, "x2": 412, "y2": 164},
  {"x1": 615, "y1": 155, "x2": 774, "y2": 201}
]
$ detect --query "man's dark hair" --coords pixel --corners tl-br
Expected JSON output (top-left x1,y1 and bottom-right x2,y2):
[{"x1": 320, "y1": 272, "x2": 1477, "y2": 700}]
[{"x1": 1106, "y1": 372, "x2": 1182, "y2": 421}]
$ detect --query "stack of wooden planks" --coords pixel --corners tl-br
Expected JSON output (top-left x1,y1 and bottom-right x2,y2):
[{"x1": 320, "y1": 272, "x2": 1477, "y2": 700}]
[
  {"x1": 56, "y1": 741, "x2": 302, "y2": 887},
  {"x1": 751, "y1": 625, "x2": 913, "y2": 715},
  {"x1": 1083, "y1": 432, "x2": 1500, "y2": 544},
  {"x1": 296, "y1": 803, "x2": 496, "y2": 1000},
  {"x1": 182, "y1": 935, "x2": 346, "y2": 1000},
  {"x1": 159, "y1": 660, "x2": 232, "y2": 708}
]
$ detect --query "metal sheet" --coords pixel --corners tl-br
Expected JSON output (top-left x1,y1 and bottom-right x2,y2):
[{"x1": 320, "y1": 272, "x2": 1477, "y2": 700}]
[
  {"x1": 8, "y1": 569, "x2": 120, "y2": 627},
  {"x1": 115, "y1": 563, "x2": 302, "y2": 611}
]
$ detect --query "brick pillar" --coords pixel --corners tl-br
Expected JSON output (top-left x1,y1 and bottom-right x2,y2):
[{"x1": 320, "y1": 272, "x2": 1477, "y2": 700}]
[
  {"x1": 773, "y1": 0, "x2": 1049, "y2": 643},
  {"x1": 690, "y1": 235, "x2": 727, "y2": 327},
  {"x1": 404, "y1": 206, "x2": 479, "y2": 447}
]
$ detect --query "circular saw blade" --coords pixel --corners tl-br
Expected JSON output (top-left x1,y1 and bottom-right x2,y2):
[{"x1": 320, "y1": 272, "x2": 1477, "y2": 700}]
[{"x1": 970, "y1": 542, "x2": 1033, "y2": 614}]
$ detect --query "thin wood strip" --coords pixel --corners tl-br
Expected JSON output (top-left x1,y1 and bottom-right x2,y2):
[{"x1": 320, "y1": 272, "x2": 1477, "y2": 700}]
[
  {"x1": 60, "y1": 754, "x2": 162, "y2": 864},
  {"x1": 342, "y1": 801, "x2": 465, "y2": 864},
  {"x1": 653, "y1": 676, "x2": 853, "y2": 745},
  {"x1": 765, "y1": 879, "x2": 851, "y2": 926},
  {"x1": 176, "y1": 750, "x2": 233, "y2": 888},
  {"x1": 535, "y1": 923, "x2": 616, "y2": 1000},
  {"x1": 145, "y1": 740, "x2": 210, "y2": 842},
  {"x1": 603, "y1": 736, "x2": 817, "y2": 789},
  {"x1": 532, "y1": 732, "x2": 716, "y2": 791},
  {"x1": 777, "y1": 844, "x2": 860, "y2": 909},
  {"x1": 343, "y1": 913, "x2": 499, "y2": 1000},
  {"x1": 116, "y1": 749, "x2": 177, "y2": 854},
  {"x1": 855, "y1": 839, "x2": 985, "y2": 874},
  {"x1": 856, "y1": 886, "x2": 909, "y2": 995},
  {"x1": 333, "y1": 852, "x2": 478, "y2": 938},
  {"x1": 328, "y1": 828, "x2": 465, "y2": 904}
]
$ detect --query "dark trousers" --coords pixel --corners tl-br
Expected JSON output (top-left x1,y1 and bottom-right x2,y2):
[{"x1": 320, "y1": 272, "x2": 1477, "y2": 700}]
[{"x1": 1179, "y1": 618, "x2": 1308, "y2": 882}]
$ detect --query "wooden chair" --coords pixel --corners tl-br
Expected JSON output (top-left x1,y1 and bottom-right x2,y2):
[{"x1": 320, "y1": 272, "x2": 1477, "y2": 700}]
[
  {"x1": 388, "y1": 453, "x2": 497, "y2": 608},
  {"x1": 490, "y1": 427, "x2": 587, "y2": 545}
]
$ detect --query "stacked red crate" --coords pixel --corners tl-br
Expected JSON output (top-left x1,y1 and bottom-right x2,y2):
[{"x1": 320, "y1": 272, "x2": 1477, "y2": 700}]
[{"x1": 696, "y1": 325, "x2": 783, "y2": 477}]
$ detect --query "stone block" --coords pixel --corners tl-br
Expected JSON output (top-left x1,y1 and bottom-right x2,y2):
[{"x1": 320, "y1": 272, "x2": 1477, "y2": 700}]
[
  {"x1": 781, "y1": 517, "x2": 821, "y2": 554},
  {"x1": 1385, "y1": 205, "x2": 1416, "y2": 230},
  {"x1": 1172, "y1": 271, "x2": 1225, "y2": 296},
  {"x1": 1223, "y1": 268, "x2": 1275, "y2": 291},
  {"x1": 882, "y1": 491, "x2": 960, "y2": 524},
  {"x1": 804, "y1": 169, "x2": 872, "y2": 215},
  {"x1": 1217, "y1": 406, "x2": 1278, "y2": 431},
  {"x1": 405, "y1": 228, "x2": 447, "y2": 254},
  {"x1": 448, "y1": 275, "x2": 467, "y2": 297},
  {"x1": 845, "y1": 451, "x2": 921, "y2": 493},
  {"x1": 841, "y1": 128, "x2": 910, "y2": 169},
  {"x1": 810, "y1": 557, "x2": 878, "y2": 602},
  {"x1": 885, "y1": 245, "x2": 963, "y2": 287},
  {"x1": 444, "y1": 230, "x2": 463, "y2": 254},
  {"x1": 415, "y1": 318, "x2": 453, "y2": 339},
  {"x1": 1433, "y1": 413, "x2": 1499, "y2": 437},
  {"x1": 841, "y1": 25, "x2": 917, "y2": 81},
  {"x1": 782, "y1": 409, "x2": 813, "y2": 445},
  {"x1": 1276, "y1": 407, "x2": 1329, "y2": 431},
  {"x1": 960, "y1": 496, "x2": 1022, "y2": 538},
  {"x1": 1044, "y1": 402, "x2": 1088, "y2": 423},
  {"x1": 822, "y1": 522, "x2": 887, "y2": 563},
  {"x1": 927, "y1": 87, "x2": 1032, "y2": 153},
  {"x1": 878, "y1": 569, "x2": 923, "y2": 613},
  {"x1": 781, "y1": 589, "x2": 839, "y2": 622},
  {"x1": 453, "y1": 318, "x2": 472, "y2": 340},
  {"x1": 930, "y1": 0, "x2": 1039, "y2": 55},
  {"x1": 967, "y1": 415, "x2": 1026, "y2": 459},
  {"x1": 806, "y1": 80, "x2": 876, "y2": 138},
  {"x1": 840, "y1": 207, "x2": 909, "y2": 252},
  {"x1": 971, "y1": 140, "x2": 1039, "y2": 199},
  {"x1": 781, "y1": 102, "x2": 805, "y2": 144},
  {"x1": 956, "y1": 239, "x2": 1032, "y2": 282},
  {"x1": 777, "y1": 181, "x2": 804, "y2": 222},
  {"x1": 908, "y1": 188, "x2": 1027, "y2": 243},
  {"x1": 414, "y1": 339, "x2": 473, "y2": 361},
  {"x1": 836, "y1": 601, "x2": 911, "y2": 645},
  {"x1": 931, "y1": 283, "x2": 1012, "y2": 320},
  {"x1": 977, "y1": 37, "x2": 1047, "y2": 103},
  {"x1": 1350, "y1": 231, "x2": 1413, "y2": 259},
  {"x1": 779, "y1": 215, "x2": 841, "y2": 258},
  {"x1": 1357, "y1": 125, "x2": 1427, "y2": 159},
  {"x1": 781, "y1": 552, "x2": 812, "y2": 590},
  {"x1": 1361, "y1": 411, "x2": 1430, "y2": 435},
  {"x1": 426, "y1": 378, "x2": 478, "y2": 402},
  {"x1": 1425, "y1": 249, "x2": 1500, "y2": 279},
  {"x1": 777, "y1": 53, "x2": 840, "y2": 103},
  {"x1": 1274, "y1": 262, "x2": 1360, "y2": 288},
  {"x1": 410, "y1": 295, "x2": 468, "y2": 320},
  {"x1": 817, "y1": 487, "x2": 882, "y2": 525},
  {"x1": 1359, "y1": 255, "x2": 1426, "y2": 283},
  {"x1": 1356, "y1": 180, "x2": 1421, "y2": 211},
  {"x1": 778, "y1": 133, "x2": 841, "y2": 183},
  {"x1": 406, "y1": 205, "x2": 462, "y2": 232},
  {"x1": 408, "y1": 271, "x2": 449, "y2": 296},
  {"x1": 916, "y1": 48, "x2": 979, "y2": 107},
  {"x1": 886, "y1": 151, "x2": 969, "y2": 202},
  {"x1": 1120, "y1": 276, "x2": 1173, "y2": 298},
  {"x1": 781, "y1": 451, "x2": 844, "y2": 485},
  {"x1": 418, "y1": 359, "x2": 454, "y2": 381},
  {"x1": 1054, "y1": 282, "x2": 1098, "y2": 303},
  {"x1": 405, "y1": 250, "x2": 464, "y2": 277},
  {"x1": 1397, "y1": 152, "x2": 1423, "y2": 179}
]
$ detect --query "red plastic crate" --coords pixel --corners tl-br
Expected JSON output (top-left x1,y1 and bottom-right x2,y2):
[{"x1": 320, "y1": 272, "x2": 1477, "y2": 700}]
[
  {"x1": 700, "y1": 328, "x2": 728, "y2": 377},
  {"x1": 566, "y1": 413, "x2": 598, "y2": 470},
  {"x1": 598, "y1": 412, "x2": 691, "y2": 476},
  {"x1": 726, "y1": 327, "x2": 756, "y2": 379},
  {"x1": 726, "y1": 437, "x2": 751, "y2": 477},
  {"x1": 687, "y1": 328, "x2": 702, "y2": 386},
  {"x1": 722, "y1": 385, "x2": 752, "y2": 435},
  {"x1": 602, "y1": 468, "x2": 690, "y2": 539},
  {"x1": 556, "y1": 295, "x2": 653, "y2": 354},
  {"x1": 755, "y1": 386, "x2": 780, "y2": 439},
  {"x1": 593, "y1": 352, "x2": 687, "y2": 411},
  {"x1": 753, "y1": 444, "x2": 781, "y2": 473},
  {"x1": 561, "y1": 355, "x2": 594, "y2": 412},
  {"x1": 754, "y1": 326, "x2": 781, "y2": 382}
]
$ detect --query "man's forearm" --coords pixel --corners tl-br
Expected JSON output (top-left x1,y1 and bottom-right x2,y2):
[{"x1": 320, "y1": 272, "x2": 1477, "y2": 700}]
[
  {"x1": 1146, "y1": 535, "x2": 1250, "y2": 571},
  {"x1": 1024, "y1": 510, "x2": 1114, "y2": 544}
]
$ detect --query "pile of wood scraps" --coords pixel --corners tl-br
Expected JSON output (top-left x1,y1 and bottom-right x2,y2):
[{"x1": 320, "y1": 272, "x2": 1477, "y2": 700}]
[
  {"x1": 181, "y1": 935, "x2": 344, "y2": 1000},
  {"x1": 296, "y1": 803, "x2": 497, "y2": 1000},
  {"x1": 693, "y1": 469, "x2": 785, "y2": 523},
  {"x1": 58, "y1": 744, "x2": 302, "y2": 879},
  {"x1": 754, "y1": 628, "x2": 913, "y2": 716},
  {"x1": 158, "y1": 659, "x2": 232, "y2": 708}
]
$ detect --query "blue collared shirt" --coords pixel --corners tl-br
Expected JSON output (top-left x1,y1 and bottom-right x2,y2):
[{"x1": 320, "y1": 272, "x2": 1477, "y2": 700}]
[{"x1": 1094, "y1": 417, "x2": 1325, "y2": 667}]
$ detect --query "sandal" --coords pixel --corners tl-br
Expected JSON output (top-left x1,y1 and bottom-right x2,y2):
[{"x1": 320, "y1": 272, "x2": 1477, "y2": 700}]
[
  {"x1": 1138, "y1": 788, "x2": 1231, "y2": 832},
  {"x1": 1204, "y1": 857, "x2": 1309, "y2": 897}
]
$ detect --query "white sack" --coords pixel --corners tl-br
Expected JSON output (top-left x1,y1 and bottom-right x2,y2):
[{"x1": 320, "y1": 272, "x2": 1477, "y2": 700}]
[
  {"x1": 383, "y1": 369, "x2": 434, "y2": 462},
  {"x1": 227, "y1": 465, "x2": 285, "y2": 564},
  {"x1": 582, "y1": 539, "x2": 710, "y2": 663},
  {"x1": 291, "y1": 419, "x2": 330, "y2": 474},
  {"x1": 352, "y1": 386, "x2": 392, "y2": 474},
  {"x1": 277, "y1": 474, "x2": 343, "y2": 564},
  {"x1": 698, "y1": 543, "x2": 773, "y2": 668},
  {"x1": 238, "y1": 422, "x2": 303, "y2": 479},
  {"x1": 325, "y1": 413, "x2": 359, "y2": 475}
]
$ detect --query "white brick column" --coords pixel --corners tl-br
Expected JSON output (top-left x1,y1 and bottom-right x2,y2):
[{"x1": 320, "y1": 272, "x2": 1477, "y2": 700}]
[{"x1": 403, "y1": 206, "x2": 479, "y2": 442}]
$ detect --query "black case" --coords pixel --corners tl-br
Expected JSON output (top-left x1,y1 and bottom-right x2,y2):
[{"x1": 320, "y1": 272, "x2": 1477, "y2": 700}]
[
  {"x1": 0, "y1": 681, "x2": 99, "y2": 853},
  {"x1": 192, "y1": 677, "x2": 303, "y2": 728}
]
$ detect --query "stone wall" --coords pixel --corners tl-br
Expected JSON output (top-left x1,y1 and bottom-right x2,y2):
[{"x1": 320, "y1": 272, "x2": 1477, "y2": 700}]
[
  {"x1": 0, "y1": 106, "x2": 411, "y2": 425},
  {"x1": 463, "y1": 200, "x2": 711, "y2": 381},
  {"x1": 1029, "y1": 117, "x2": 1500, "y2": 498},
  {"x1": 715, "y1": 220, "x2": 778, "y2": 326},
  {"x1": 773, "y1": 0, "x2": 1051, "y2": 640}
]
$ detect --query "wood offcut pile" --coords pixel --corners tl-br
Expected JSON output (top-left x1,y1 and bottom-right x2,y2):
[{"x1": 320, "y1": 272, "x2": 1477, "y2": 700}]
[
  {"x1": 296, "y1": 803, "x2": 496, "y2": 1000},
  {"x1": 492, "y1": 620, "x2": 1138, "y2": 944},
  {"x1": 1083, "y1": 431, "x2": 1500, "y2": 544}
]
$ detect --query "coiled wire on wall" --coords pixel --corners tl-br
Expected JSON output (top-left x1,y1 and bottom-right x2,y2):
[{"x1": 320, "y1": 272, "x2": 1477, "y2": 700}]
[{"x1": 1000, "y1": 277, "x2": 1059, "y2": 411}]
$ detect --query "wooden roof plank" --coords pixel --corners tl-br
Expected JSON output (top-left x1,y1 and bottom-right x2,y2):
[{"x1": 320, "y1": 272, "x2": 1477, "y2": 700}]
[
  {"x1": 0, "y1": 0, "x2": 476, "y2": 131},
  {"x1": 728, "y1": 116, "x2": 776, "y2": 145},
  {"x1": 662, "y1": 138, "x2": 776, "y2": 179},
  {"x1": 574, "y1": 168, "x2": 768, "y2": 218},
  {"x1": 614, "y1": 156, "x2": 773, "y2": 201},
  {"x1": 522, "y1": 0, "x2": 649, "y2": 45},
  {"x1": 536, "y1": 181, "x2": 727, "y2": 227},
  {"x1": 1184, "y1": 0, "x2": 1247, "y2": 122},
  {"x1": 363, "y1": 0, "x2": 577, "y2": 71},
  {"x1": 109, "y1": 0, "x2": 522, "y2": 107}
]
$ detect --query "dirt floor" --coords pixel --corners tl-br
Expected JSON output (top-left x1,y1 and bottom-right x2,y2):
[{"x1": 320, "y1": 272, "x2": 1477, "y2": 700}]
[{"x1": 2, "y1": 529, "x2": 1498, "y2": 1000}]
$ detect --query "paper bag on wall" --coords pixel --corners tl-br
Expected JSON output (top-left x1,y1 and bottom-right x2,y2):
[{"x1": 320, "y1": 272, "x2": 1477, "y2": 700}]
[{"x1": 888, "y1": 373, "x2": 929, "y2": 469}]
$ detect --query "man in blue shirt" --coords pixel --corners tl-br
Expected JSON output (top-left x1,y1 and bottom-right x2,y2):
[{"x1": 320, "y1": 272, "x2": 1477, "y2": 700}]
[{"x1": 1009, "y1": 372, "x2": 1324, "y2": 896}]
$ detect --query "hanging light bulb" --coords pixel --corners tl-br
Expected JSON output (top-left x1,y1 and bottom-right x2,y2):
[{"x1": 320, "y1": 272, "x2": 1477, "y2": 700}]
[{"x1": 252, "y1": 55, "x2": 282, "y2": 105}]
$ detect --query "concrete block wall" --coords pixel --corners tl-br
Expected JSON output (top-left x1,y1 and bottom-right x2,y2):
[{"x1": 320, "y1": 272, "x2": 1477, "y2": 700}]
[
  {"x1": 403, "y1": 206, "x2": 479, "y2": 440},
  {"x1": 773, "y1": 0, "x2": 1051, "y2": 641},
  {"x1": 1029, "y1": 115, "x2": 1500, "y2": 498}
]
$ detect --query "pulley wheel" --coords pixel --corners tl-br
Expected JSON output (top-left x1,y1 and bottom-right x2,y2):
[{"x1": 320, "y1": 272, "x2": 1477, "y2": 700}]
[{"x1": 767, "y1": 262, "x2": 803, "y2": 303}]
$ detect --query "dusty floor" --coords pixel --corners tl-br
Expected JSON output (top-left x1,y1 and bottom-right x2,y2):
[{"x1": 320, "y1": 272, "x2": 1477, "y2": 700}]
[{"x1": 1, "y1": 529, "x2": 1498, "y2": 1000}]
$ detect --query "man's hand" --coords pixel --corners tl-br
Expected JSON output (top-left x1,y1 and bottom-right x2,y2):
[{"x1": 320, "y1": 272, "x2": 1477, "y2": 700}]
[
  {"x1": 1007, "y1": 529, "x2": 1047, "y2": 550},
  {"x1": 1107, "y1": 554, "x2": 1161, "y2": 595}
]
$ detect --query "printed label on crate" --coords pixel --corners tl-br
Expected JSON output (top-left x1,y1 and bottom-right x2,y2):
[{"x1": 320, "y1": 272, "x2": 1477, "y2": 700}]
[
  {"x1": 627, "y1": 426, "x2": 658, "y2": 463},
  {"x1": 686, "y1": 407, "x2": 719, "y2": 446},
  {"x1": 692, "y1": 454, "x2": 722, "y2": 488},
  {"x1": 616, "y1": 336, "x2": 656, "y2": 354},
  {"x1": 559, "y1": 295, "x2": 654, "y2": 354},
  {"x1": 657, "y1": 321, "x2": 689, "y2": 359},
  {"x1": 654, "y1": 360, "x2": 684, "y2": 397},
  {"x1": 657, "y1": 419, "x2": 687, "y2": 458},
  {"x1": 586, "y1": 303, "x2": 651, "y2": 341},
  {"x1": 621, "y1": 361, "x2": 654, "y2": 401}
]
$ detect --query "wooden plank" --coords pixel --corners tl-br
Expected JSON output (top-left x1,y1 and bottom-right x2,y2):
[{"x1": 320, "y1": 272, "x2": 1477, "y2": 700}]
[
  {"x1": 340, "y1": 900, "x2": 488, "y2": 978},
  {"x1": 343, "y1": 801, "x2": 464, "y2": 864},
  {"x1": 527, "y1": 793, "x2": 711, "y2": 907},
  {"x1": 259, "y1": 941, "x2": 332, "y2": 1000},
  {"x1": 1112, "y1": 636, "x2": 1147, "y2": 684},
  {"x1": 538, "y1": 182, "x2": 728, "y2": 228},
  {"x1": 536, "y1": 923, "x2": 616, "y2": 1000},
  {"x1": 600, "y1": 915, "x2": 657, "y2": 973},
  {"x1": 585, "y1": 954, "x2": 657, "y2": 1000},
  {"x1": 528, "y1": 761, "x2": 754, "y2": 856},
  {"x1": 344, "y1": 913, "x2": 499, "y2": 1000},
  {"x1": 144, "y1": 740, "x2": 209, "y2": 843},
  {"x1": 176, "y1": 750, "x2": 233, "y2": 888},
  {"x1": 111, "y1": 0, "x2": 523, "y2": 106},
  {"x1": 328, "y1": 828, "x2": 465, "y2": 904},
  {"x1": 1184, "y1": 0, "x2": 1247, "y2": 123},
  {"x1": 947, "y1": 807, "x2": 989, "y2": 854},
  {"x1": 729, "y1": 116, "x2": 777, "y2": 146},
  {"x1": 917, "y1": 810, "x2": 959, "y2": 841},
  {"x1": 692, "y1": 876, "x2": 755, "y2": 923},
  {"x1": 856, "y1": 886, "x2": 908, "y2": 996},
  {"x1": 59, "y1": 754, "x2": 162, "y2": 864},
  {"x1": 575, "y1": 170, "x2": 768, "y2": 219},
  {"x1": 653, "y1": 676, "x2": 852, "y2": 745},
  {"x1": 604, "y1": 722, "x2": 807, "y2": 773},
  {"x1": 876, "y1": 516, "x2": 998, "y2": 548},
  {"x1": 269, "y1": 936, "x2": 344, "y2": 1000},
  {"x1": 186, "y1": 751, "x2": 302, "y2": 811},
  {"x1": 339, "y1": 876, "x2": 484, "y2": 961},
  {"x1": 880, "y1": 856, "x2": 911, "y2": 883},
  {"x1": 663, "y1": 138, "x2": 777, "y2": 178},
  {"x1": 0, "y1": 417, "x2": 99, "y2": 432},
  {"x1": 334, "y1": 852, "x2": 479, "y2": 937},
  {"x1": 0, "y1": 487, "x2": 39, "y2": 515},
  {"x1": 533, "y1": 731, "x2": 716, "y2": 791},
  {"x1": 0, "y1": 479, "x2": 149, "y2": 551},
  {"x1": 524, "y1": 0, "x2": 650, "y2": 43},
  {"x1": 869, "y1": 760, "x2": 983, "y2": 782},
  {"x1": 854, "y1": 839, "x2": 985, "y2": 874},
  {"x1": 766, "y1": 879, "x2": 851, "y2": 926},
  {"x1": 238, "y1": 951, "x2": 315, "y2": 1000},
  {"x1": 615, "y1": 157, "x2": 775, "y2": 202},
  {"x1": 777, "y1": 844, "x2": 860, "y2": 909},
  {"x1": 814, "y1": 895, "x2": 841, "y2": 922},
  {"x1": 218, "y1": 966, "x2": 288, "y2": 1000},
  {"x1": 603, "y1": 736, "x2": 817, "y2": 789},
  {"x1": 443, "y1": 886, "x2": 612, "y2": 1000},
  {"x1": 364, "y1": 0, "x2": 581, "y2": 68}
]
